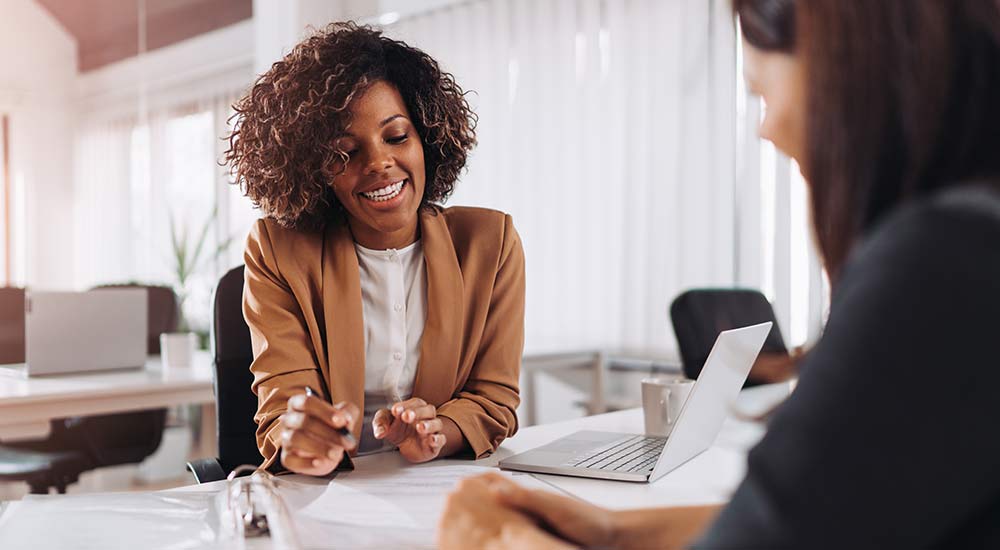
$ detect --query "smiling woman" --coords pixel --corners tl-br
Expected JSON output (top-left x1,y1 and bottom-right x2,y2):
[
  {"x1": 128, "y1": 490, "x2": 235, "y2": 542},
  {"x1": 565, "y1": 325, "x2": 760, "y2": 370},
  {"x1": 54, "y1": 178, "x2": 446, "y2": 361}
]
[
  {"x1": 327, "y1": 81, "x2": 427, "y2": 250},
  {"x1": 225, "y1": 23, "x2": 525, "y2": 477}
]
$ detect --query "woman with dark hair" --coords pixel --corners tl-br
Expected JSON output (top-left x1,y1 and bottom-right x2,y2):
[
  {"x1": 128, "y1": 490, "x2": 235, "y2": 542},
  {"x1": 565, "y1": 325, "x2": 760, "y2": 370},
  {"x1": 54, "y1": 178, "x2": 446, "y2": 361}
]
[
  {"x1": 438, "y1": 0, "x2": 1000, "y2": 548},
  {"x1": 227, "y1": 23, "x2": 524, "y2": 476}
]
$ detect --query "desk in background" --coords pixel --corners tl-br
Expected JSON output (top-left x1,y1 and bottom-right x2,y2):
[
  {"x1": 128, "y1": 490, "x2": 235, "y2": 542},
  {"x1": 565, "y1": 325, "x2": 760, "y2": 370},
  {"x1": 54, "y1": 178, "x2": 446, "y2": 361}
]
[
  {"x1": 0, "y1": 347, "x2": 675, "y2": 440},
  {"x1": 0, "y1": 352, "x2": 216, "y2": 455},
  {"x1": 521, "y1": 348, "x2": 683, "y2": 426}
]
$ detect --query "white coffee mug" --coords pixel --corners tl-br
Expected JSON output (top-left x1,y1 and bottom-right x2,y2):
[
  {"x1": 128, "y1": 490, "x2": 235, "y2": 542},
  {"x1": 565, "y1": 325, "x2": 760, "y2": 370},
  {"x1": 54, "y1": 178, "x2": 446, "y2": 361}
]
[
  {"x1": 160, "y1": 332, "x2": 197, "y2": 370},
  {"x1": 642, "y1": 377, "x2": 695, "y2": 437}
]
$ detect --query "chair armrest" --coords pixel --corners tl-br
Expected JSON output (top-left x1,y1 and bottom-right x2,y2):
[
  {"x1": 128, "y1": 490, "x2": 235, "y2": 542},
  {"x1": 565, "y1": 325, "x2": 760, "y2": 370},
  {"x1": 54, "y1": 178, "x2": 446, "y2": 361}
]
[{"x1": 186, "y1": 458, "x2": 227, "y2": 484}]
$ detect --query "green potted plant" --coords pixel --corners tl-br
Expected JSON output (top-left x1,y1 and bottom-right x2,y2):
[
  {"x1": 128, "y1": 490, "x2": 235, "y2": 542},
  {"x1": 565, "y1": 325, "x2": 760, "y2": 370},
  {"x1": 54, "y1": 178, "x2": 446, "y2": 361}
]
[{"x1": 166, "y1": 205, "x2": 233, "y2": 351}]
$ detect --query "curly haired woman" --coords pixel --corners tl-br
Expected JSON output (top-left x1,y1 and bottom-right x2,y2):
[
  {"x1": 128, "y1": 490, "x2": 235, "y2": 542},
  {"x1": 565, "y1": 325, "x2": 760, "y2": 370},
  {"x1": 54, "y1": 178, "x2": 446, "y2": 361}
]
[{"x1": 226, "y1": 23, "x2": 524, "y2": 476}]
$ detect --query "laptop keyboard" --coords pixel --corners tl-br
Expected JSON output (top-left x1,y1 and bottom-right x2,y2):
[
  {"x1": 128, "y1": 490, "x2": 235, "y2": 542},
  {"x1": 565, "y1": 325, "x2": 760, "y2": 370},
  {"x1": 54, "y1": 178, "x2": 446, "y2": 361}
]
[{"x1": 563, "y1": 435, "x2": 667, "y2": 473}]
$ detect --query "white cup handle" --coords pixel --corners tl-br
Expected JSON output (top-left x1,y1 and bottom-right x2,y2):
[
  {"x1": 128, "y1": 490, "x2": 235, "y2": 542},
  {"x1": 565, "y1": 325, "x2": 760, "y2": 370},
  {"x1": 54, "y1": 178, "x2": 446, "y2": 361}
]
[{"x1": 665, "y1": 388, "x2": 673, "y2": 424}]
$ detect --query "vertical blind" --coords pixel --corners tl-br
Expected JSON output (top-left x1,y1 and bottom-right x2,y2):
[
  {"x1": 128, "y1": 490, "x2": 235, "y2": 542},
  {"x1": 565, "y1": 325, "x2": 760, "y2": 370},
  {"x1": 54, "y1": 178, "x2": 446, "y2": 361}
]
[{"x1": 384, "y1": 0, "x2": 826, "y2": 355}]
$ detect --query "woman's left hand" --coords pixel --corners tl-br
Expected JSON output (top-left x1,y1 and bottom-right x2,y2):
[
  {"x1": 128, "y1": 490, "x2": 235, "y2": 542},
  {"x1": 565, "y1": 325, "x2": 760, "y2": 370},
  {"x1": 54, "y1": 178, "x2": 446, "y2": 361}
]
[{"x1": 373, "y1": 397, "x2": 449, "y2": 463}]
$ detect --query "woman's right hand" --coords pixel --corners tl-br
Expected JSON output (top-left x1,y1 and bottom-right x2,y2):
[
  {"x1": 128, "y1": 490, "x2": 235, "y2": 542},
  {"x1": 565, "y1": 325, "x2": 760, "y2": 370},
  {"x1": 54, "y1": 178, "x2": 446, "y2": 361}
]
[{"x1": 279, "y1": 393, "x2": 359, "y2": 476}]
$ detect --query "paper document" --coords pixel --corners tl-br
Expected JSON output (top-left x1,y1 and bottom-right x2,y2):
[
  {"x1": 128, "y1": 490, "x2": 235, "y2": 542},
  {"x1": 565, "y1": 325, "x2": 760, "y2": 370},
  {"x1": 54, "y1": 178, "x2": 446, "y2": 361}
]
[
  {"x1": 282, "y1": 462, "x2": 552, "y2": 549},
  {"x1": 0, "y1": 462, "x2": 557, "y2": 550}
]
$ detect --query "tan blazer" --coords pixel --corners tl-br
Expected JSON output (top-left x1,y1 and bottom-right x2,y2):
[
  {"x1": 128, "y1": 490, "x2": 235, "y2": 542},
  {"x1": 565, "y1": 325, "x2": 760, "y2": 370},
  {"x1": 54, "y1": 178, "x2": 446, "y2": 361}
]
[{"x1": 243, "y1": 206, "x2": 525, "y2": 469}]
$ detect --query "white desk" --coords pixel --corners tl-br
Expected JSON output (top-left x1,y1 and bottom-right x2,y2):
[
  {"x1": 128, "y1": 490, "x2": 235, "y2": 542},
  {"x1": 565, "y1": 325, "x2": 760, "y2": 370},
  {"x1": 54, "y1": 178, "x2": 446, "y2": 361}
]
[
  {"x1": 326, "y1": 381, "x2": 789, "y2": 510},
  {"x1": 486, "y1": 382, "x2": 788, "y2": 509},
  {"x1": 0, "y1": 352, "x2": 215, "y2": 442},
  {"x1": 0, "y1": 382, "x2": 791, "y2": 549}
]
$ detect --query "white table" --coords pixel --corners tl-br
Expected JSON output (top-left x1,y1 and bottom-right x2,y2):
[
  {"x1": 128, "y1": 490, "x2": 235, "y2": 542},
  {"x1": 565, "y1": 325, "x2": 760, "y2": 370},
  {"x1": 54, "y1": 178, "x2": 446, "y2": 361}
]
[
  {"x1": 489, "y1": 382, "x2": 788, "y2": 509},
  {"x1": 0, "y1": 382, "x2": 791, "y2": 549},
  {"x1": 0, "y1": 352, "x2": 215, "y2": 443},
  {"x1": 333, "y1": 381, "x2": 789, "y2": 511}
]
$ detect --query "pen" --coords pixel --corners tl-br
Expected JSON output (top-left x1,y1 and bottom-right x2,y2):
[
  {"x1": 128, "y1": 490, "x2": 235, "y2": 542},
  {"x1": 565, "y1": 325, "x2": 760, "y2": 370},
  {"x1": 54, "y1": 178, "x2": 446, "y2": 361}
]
[{"x1": 304, "y1": 386, "x2": 356, "y2": 446}]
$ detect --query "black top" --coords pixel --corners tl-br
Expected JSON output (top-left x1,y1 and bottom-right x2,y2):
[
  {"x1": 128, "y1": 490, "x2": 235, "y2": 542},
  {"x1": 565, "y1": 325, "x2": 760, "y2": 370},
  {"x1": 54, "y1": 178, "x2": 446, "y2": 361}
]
[{"x1": 694, "y1": 185, "x2": 1000, "y2": 549}]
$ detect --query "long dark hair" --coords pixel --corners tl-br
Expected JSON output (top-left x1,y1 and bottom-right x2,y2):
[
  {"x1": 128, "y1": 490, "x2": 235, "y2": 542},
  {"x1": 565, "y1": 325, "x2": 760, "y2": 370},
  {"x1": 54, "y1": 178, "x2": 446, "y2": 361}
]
[{"x1": 735, "y1": 0, "x2": 1000, "y2": 281}]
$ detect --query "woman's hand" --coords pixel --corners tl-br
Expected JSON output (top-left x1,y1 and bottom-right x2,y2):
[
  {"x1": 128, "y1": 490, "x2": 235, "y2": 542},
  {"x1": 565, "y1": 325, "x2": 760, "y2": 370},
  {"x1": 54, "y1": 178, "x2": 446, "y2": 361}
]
[
  {"x1": 480, "y1": 473, "x2": 618, "y2": 549},
  {"x1": 438, "y1": 474, "x2": 576, "y2": 550},
  {"x1": 279, "y1": 393, "x2": 359, "y2": 476},
  {"x1": 441, "y1": 473, "x2": 719, "y2": 550},
  {"x1": 749, "y1": 346, "x2": 806, "y2": 383},
  {"x1": 373, "y1": 397, "x2": 453, "y2": 463}
]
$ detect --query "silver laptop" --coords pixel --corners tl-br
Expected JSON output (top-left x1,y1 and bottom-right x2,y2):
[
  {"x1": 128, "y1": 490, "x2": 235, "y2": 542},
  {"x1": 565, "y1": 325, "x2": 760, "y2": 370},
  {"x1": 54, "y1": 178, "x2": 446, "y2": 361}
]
[
  {"x1": 0, "y1": 289, "x2": 148, "y2": 376},
  {"x1": 500, "y1": 322, "x2": 772, "y2": 483}
]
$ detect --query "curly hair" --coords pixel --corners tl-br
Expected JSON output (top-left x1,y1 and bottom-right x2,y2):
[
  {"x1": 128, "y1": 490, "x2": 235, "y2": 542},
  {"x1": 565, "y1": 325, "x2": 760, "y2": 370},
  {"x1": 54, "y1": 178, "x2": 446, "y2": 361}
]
[{"x1": 225, "y1": 22, "x2": 477, "y2": 230}]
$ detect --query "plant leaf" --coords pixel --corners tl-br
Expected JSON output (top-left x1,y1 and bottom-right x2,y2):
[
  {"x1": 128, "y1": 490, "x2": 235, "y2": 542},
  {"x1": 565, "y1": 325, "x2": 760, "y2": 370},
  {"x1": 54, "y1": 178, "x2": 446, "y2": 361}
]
[{"x1": 188, "y1": 205, "x2": 216, "y2": 271}]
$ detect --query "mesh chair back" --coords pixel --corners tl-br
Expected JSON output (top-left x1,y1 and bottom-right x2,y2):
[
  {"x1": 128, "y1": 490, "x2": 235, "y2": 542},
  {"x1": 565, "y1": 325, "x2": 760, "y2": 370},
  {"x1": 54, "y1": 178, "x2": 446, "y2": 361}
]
[
  {"x1": 0, "y1": 287, "x2": 25, "y2": 363},
  {"x1": 670, "y1": 288, "x2": 787, "y2": 380}
]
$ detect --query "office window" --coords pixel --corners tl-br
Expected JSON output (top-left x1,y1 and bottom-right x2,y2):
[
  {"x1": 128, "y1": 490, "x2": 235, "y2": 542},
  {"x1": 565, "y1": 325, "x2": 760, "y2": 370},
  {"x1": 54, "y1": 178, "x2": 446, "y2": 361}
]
[{"x1": 74, "y1": 93, "x2": 250, "y2": 333}]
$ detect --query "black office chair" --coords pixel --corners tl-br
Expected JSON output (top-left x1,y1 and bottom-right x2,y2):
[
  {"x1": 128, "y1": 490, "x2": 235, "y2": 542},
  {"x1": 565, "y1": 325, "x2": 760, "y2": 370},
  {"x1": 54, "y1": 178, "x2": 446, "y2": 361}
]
[
  {"x1": 187, "y1": 266, "x2": 262, "y2": 483},
  {"x1": 670, "y1": 288, "x2": 789, "y2": 385},
  {"x1": 0, "y1": 285, "x2": 176, "y2": 493},
  {"x1": 0, "y1": 429, "x2": 91, "y2": 494}
]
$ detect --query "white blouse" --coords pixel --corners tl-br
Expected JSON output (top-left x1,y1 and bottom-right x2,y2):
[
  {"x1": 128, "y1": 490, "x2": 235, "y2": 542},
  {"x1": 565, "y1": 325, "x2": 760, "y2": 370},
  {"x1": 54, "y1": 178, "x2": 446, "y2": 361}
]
[{"x1": 354, "y1": 240, "x2": 427, "y2": 454}]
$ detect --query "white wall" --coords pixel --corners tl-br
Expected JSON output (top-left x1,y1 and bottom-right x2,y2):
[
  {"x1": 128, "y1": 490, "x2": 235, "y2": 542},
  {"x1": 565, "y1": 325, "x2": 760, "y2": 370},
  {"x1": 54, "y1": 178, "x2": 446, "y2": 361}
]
[{"x1": 0, "y1": 0, "x2": 77, "y2": 289}]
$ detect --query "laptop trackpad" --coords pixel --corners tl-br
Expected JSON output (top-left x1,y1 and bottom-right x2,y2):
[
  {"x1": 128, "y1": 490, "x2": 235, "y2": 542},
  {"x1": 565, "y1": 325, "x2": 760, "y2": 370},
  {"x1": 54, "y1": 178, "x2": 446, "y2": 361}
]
[
  {"x1": 538, "y1": 430, "x2": 632, "y2": 452},
  {"x1": 501, "y1": 431, "x2": 635, "y2": 468}
]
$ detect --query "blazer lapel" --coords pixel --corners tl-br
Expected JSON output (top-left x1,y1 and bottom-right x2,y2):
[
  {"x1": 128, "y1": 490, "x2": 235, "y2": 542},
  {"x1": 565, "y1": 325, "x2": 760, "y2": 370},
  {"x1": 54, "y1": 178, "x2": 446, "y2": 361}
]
[
  {"x1": 321, "y1": 221, "x2": 366, "y2": 446},
  {"x1": 412, "y1": 210, "x2": 465, "y2": 405}
]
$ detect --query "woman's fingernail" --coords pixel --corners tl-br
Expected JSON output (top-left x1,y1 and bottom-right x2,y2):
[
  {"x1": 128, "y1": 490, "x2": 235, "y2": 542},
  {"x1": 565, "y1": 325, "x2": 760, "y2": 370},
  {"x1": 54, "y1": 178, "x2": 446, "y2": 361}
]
[
  {"x1": 404, "y1": 411, "x2": 415, "y2": 422},
  {"x1": 374, "y1": 426, "x2": 384, "y2": 438}
]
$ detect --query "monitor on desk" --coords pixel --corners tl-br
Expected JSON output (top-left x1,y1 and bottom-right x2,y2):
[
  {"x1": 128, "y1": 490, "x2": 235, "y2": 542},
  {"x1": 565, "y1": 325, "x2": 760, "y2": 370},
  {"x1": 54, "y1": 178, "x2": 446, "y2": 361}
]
[{"x1": 0, "y1": 289, "x2": 148, "y2": 376}]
